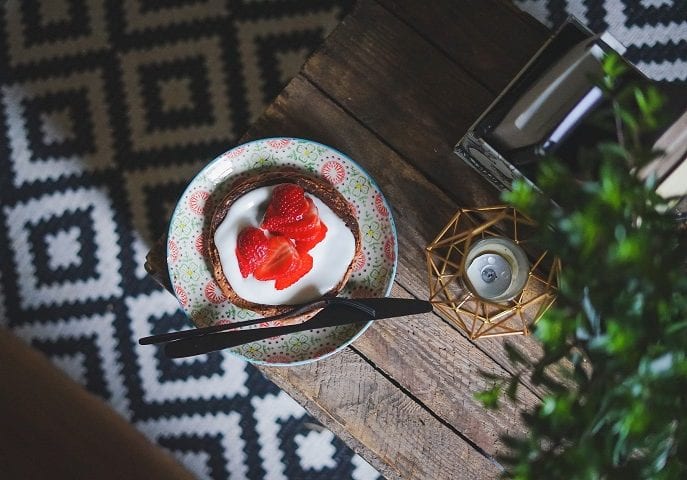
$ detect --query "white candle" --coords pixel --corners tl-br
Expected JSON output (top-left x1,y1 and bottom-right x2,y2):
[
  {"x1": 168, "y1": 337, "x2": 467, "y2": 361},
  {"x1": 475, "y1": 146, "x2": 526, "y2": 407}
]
[{"x1": 463, "y1": 237, "x2": 529, "y2": 302}]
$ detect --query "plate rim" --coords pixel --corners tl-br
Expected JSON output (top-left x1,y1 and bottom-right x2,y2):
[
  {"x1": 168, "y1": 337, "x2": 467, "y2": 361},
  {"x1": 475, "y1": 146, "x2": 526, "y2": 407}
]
[{"x1": 166, "y1": 136, "x2": 398, "y2": 366}]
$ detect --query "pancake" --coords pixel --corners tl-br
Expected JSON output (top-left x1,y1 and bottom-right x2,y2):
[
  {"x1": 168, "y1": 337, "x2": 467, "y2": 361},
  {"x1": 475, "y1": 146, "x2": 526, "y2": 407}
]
[{"x1": 207, "y1": 169, "x2": 361, "y2": 317}]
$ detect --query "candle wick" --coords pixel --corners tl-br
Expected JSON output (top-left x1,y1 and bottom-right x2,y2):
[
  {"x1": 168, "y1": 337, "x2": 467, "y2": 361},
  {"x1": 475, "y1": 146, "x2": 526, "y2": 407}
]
[{"x1": 481, "y1": 267, "x2": 498, "y2": 283}]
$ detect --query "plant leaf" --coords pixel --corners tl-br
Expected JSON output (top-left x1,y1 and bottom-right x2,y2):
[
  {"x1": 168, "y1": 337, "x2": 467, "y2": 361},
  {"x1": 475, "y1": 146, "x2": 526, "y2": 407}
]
[{"x1": 474, "y1": 385, "x2": 502, "y2": 410}]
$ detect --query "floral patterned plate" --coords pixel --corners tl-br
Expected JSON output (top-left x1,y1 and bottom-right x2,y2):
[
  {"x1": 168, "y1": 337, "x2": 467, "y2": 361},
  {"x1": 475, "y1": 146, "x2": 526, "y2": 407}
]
[{"x1": 167, "y1": 138, "x2": 397, "y2": 366}]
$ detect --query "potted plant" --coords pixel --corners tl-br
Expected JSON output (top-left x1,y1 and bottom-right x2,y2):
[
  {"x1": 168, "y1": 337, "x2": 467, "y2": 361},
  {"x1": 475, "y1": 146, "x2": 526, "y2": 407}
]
[{"x1": 478, "y1": 55, "x2": 687, "y2": 478}]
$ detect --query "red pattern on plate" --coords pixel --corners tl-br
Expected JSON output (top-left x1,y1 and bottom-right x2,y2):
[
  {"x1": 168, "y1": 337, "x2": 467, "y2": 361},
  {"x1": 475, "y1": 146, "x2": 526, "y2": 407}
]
[
  {"x1": 352, "y1": 251, "x2": 366, "y2": 272},
  {"x1": 168, "y1": 239, "x2": 179, "y2": 263},
  {"x1": 194, "y1": 234, "x2": 206, "y2": 256},
  {"x1": 320, "y1": 160, "x2": 346, "y2": 185},
  {"x1": 189, "y1": 190, "x2": 210, "y2": 215},
  {"x1": 204, "y1": 281, "x2": 227, "y2": 304},
  {"x1": 375, "y1": 193, "x2": 389, "y2": 217},
  {"x1": 384, "y1": 237, "x2": 396, "y2": 262},
  {"x1": 225, "y1": 146, "x2": 246, "y2": 158},
  {"x1": 174, "y1": 284, "x2": 188, "y2": 307},
  {"x1": 266, "y1": 138, "x2": 292, "y2": 149},
  {"x1": 266, "y1": 354, "x2": 293, "y2": 364}
]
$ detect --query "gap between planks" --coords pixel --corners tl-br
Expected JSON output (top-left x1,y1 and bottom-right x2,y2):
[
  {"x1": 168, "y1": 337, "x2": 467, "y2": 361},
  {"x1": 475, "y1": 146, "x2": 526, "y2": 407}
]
[{"x1": 298, "y1": 72, "x2": 547, "y2": 401}]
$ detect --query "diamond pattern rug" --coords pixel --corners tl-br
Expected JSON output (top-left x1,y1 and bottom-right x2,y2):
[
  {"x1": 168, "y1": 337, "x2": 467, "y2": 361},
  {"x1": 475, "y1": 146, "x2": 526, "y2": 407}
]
[
  {"x1": 0, "y1": 1, "x2": 684, "y2": 479},
  {"x1": 516, "y1": 0, "x2": 687, "y2": 82}
]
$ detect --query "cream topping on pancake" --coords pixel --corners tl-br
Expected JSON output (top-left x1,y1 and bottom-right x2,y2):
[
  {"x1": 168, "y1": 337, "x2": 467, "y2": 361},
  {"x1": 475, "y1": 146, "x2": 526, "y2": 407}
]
[{"x1": 214, "y1": 185, "x2": 356, "y2": 305}]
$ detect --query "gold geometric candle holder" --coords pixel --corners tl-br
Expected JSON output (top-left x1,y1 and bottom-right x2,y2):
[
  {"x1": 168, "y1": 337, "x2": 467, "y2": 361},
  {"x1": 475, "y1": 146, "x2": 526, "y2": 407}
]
[{"x1": 426, "y1": 206, "x2": 561, "y2": 340}]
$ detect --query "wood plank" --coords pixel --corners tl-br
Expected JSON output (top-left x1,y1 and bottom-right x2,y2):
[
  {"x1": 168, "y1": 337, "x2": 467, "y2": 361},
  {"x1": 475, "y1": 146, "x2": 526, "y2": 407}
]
[
  {"x1": 302, "y1": 0, "x2": 499, "y2": 206},
  {"x1": 359, "y1": 284, "x2": 540, "y2": 455},
  {"x1": 261, "y1": 347, "x2": 502, "y2": 480},
  {"x1": 0, "y1": 329, "x2": 195, "y2": 480},
  {"x1": 301, "y1": 0, "x2": 543, "y2": 208},
  {"x1": 377, "y1": 0, "x2": 548, "y2": 93},
  {"x1": 296, "y1": 0, "x2": 555, "y2": 380},
  {"x1": 243, "y1": 74, "x2": 544, "y2": 447}
]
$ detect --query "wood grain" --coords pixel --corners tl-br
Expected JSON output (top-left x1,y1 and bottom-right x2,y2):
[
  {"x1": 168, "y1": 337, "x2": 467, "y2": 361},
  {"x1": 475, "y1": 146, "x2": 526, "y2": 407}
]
[
  {"x1": 298, "y1": 0, "x2": 554, "y2": 383},
  {"x1": 357, "y1": 283, "x2": 540, "y2": 454},
  {"x1": 241, "y1": 74, "x2": 547, "y2": 465},
  {"x1": 0, "y1": 329, "x2": 195, "y2": 480},
  {"x1": 302, "y1": 0, "x2": 538, "y2": 206},
  {"x1": 377, "y1": 0, "x2": 548, "y2": 93},
  {"x1": 261, "y1": 347, "x2": 502, "y2": 480}
]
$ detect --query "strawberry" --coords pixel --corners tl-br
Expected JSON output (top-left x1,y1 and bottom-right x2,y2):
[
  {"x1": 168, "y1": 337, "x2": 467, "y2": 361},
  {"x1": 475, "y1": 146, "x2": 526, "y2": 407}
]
[
  {"x1": 235, "y1": 227, "x2": 268, "y2": 278},
  {"x1": 275, "y1": 250, "x2": 313, "y2": 290},
  {"x1": 253, "y1": 236, "x2": 298, "y2": 281},
  {"x1": 262, "y1": 184, "x2": 308, "y2": 230},
  {"x1": 295, "y1": 221, "x2": 328, "y2": 252},
  {"x1": 270, "y1": 198, "x2": 321, "y2": 239}
]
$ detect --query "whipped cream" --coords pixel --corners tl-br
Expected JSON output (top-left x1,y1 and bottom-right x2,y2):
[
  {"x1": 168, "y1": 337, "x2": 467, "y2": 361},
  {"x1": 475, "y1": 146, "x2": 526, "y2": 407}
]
[{"x1": 214, "y1": 185, "x2": 356, "y2": 305}]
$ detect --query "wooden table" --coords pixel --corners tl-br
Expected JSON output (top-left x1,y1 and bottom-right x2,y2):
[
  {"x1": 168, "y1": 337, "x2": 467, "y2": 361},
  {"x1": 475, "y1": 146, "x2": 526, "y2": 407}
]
[{"x1": 147, "y1": 1, "x2": 550, "y2": 478}]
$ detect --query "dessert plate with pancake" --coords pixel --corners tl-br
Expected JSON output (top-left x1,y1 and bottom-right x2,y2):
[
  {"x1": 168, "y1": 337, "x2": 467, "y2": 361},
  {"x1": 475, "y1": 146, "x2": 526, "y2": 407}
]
[{"x1": 166, "y1": 138, "x2": 397, "y2": 365}]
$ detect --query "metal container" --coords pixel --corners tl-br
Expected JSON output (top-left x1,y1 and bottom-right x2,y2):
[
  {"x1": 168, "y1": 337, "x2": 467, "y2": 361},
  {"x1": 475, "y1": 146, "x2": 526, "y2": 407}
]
[{"x1": 454, "y1": 19, "x2": 634, "y2": 192}]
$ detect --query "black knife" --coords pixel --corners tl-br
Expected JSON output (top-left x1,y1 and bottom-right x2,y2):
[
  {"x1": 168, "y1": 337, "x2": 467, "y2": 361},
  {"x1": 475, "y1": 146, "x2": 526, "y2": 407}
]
[
  {"x1": 163, "y1": 298, "x2": 432, "y2": 359},
  {"x1": 140, "y1": 296, "x2": 376, "y2": 345}
]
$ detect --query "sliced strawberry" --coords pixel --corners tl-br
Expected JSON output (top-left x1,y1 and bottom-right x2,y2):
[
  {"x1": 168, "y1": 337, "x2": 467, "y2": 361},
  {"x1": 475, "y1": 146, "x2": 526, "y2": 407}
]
[
  {"x1": 272, "y1": 184, "x2": 307, "y2": 214},
  {"x1": 253, "y1": 236, "x2": 298, "y2": 281},
  {"x1": 270, "y1": 198, "x2": 321, "y2": 239},
  {"x1": 275, "y1": 251, "x2": 313, "y2": 290},
  {"x1": 296, "y1": 221, "x2": 328, "y2": 252},
  {"x1": 235, "y1": 227, "x2": 268, "y2": 278},
  {"x1": 262, "y1": 184, "x2": 308, "y2": 230}
]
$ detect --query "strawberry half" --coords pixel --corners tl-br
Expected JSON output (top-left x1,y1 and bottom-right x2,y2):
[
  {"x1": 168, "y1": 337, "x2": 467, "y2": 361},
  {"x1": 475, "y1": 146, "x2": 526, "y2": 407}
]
[
  {"x1": 235, "y1": 227, "x2": 268, "y2": 278},
  {"x1": 295, "y1": 221, "x2": 328, "y2": 252},
  {"x1": 253, "y1": 236, "x2": 298, "y2": 281},
  {"x1": 262, "y1": 184, "x2": 308, "y2": 230},
  {"x1": 270, "y1": 198, "x2": 321, "y2": 239},
  {"x1": 275, "y1": 250, "x2": 313, "y2": 290}
]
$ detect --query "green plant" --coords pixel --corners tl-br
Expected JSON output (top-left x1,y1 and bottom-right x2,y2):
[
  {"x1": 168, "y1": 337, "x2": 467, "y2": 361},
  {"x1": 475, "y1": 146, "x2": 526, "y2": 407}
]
[{"x1": 479, "y1": 56, "x2": 687, "y2": 478}]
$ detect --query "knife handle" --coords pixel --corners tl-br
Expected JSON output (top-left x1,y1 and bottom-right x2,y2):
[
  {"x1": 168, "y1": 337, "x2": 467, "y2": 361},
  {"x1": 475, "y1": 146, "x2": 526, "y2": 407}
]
[
  {"x1": 164, "y1": 302, "x2": 375, "y2": 358},
  {"x1": 164, "y1": 323, "x2": 307, "y2": 358},
  {"x1": 162, "y1": 299, "x2": 430, "y2": 358},
  {"x1": 140, "y1": 300, "x2": 327, "y2": 345},
  {"x1": 141, "y1": 297, "x2": 375, "y2": 346}
]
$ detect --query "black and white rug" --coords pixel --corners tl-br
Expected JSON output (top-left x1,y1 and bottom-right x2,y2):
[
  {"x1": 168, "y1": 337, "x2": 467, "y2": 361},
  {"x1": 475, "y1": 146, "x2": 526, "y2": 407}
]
[
  {"x1": 516, "y1": 0, "x2": 687, "y2": 82},
  {"x1": 0, "y1": 1, "x2": 684, "y2": 479}
]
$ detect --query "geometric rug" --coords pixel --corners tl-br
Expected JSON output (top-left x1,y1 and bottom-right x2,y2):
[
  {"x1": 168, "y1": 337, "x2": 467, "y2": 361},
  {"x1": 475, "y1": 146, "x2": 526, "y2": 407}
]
[
  {"x1": 515, "y1": 0, "x2": 687, "y2": 82},
  {"x1": 0, "y1": 1, "x2": 377, "y2": 479},
  {"x1": 0, "y1": 1, "x2": 684, "y2": 479}
]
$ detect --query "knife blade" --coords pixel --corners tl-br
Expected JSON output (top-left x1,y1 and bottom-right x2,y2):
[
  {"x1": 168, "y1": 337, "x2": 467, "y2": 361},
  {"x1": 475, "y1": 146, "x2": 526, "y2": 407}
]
[{"x1": 163, "y1": 298, "x2": 432, "y2": 359}]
